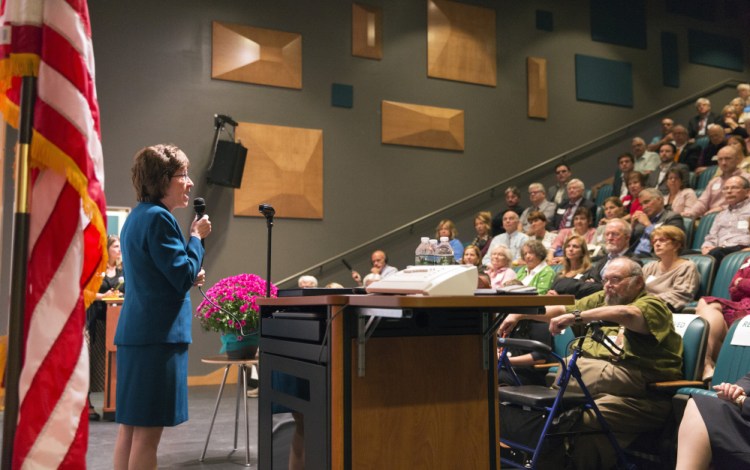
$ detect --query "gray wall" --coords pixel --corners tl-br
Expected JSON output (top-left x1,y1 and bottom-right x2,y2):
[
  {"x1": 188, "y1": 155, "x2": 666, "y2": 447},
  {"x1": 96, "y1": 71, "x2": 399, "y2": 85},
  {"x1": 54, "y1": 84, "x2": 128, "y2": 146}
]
[{"x1": 2, "y1": 0, "x2": 747, "y2": 374}]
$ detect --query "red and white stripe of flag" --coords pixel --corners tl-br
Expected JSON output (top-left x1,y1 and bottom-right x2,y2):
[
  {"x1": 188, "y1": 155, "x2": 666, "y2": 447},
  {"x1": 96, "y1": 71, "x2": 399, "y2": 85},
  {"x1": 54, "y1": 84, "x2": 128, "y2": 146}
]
[{"x1": 0, "y1": 0, "x2": 107, "y2": 468}]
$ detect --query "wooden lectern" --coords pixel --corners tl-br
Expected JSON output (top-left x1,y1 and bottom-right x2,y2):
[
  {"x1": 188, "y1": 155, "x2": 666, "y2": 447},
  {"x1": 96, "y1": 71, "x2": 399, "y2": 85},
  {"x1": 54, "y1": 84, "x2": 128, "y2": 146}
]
[
  {"x1": 103, "y1": 298, "x2": 122, "y2": 420},
  {"x1": 257, "y1": 294, "x2": 571, "y2": 470}
]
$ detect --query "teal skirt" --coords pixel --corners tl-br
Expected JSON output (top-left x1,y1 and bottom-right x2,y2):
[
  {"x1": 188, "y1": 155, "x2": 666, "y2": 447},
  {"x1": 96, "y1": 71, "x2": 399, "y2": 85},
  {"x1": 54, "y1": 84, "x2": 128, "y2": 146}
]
[{"x1": 115, "y1": 343, "x2": 189, "y2": 426}]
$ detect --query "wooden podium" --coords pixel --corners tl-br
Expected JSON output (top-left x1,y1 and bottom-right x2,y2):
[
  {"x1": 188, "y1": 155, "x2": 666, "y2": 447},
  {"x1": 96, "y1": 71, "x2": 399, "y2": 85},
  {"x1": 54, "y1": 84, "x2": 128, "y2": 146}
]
[
  {"x1": 257, "y1": 294, "x2": 570, "y2": 470},
  {"x1": 103, "y1": 298, "x2": 122, "y2": 420}
]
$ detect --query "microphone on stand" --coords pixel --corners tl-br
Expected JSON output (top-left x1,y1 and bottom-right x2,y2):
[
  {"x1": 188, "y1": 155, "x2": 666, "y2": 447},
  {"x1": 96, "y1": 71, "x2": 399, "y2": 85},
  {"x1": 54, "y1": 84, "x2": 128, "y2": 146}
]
[
  {"x1": 259, "y1": 203, "x2": 275, "y2": 297},
  {"x1": 194, "y1": 197, "x2": 206, "y2": 248}
]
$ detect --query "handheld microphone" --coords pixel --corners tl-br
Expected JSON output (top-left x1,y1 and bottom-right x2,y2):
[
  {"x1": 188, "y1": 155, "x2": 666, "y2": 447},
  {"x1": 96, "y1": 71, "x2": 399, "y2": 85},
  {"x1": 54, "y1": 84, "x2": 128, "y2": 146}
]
[
  {"x1": 194, "y1": 197, "x2": 206, "y2": 219},
  {"x1": 194, "y1": 197, "x2": 206, "y2": 248},
  {"x1": 341, "y1": 259, "x2": 353, "y2": 271}
]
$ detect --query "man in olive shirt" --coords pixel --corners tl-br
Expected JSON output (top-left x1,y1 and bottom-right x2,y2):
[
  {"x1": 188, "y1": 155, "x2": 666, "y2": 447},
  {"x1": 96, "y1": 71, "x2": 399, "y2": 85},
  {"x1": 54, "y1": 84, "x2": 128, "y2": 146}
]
[{"x1": 500, "y1": 258, "x2": 682, "y2": 469}]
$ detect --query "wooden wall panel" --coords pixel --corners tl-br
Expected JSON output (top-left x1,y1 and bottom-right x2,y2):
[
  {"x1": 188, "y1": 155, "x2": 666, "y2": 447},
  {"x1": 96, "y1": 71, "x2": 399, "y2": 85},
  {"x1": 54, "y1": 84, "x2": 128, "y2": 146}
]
[
  {"x1": 212, "y1": 21, "x2": 302, "y2": 89},
  {"x1": 234, "y1": 123, "x2": 323, "y2": 219},
  {"x1": 352, "y1": 3, "x2": 383, "y2": 60},
  {"x1": 527, "y1": 57, "x2": 548, "y2": 119},
  {"x1": 427, "y1": 0, "x2": 496, "y2": 87},
  {"x1": 381, "y1": 100, "x2": 464, "y2": 151}
]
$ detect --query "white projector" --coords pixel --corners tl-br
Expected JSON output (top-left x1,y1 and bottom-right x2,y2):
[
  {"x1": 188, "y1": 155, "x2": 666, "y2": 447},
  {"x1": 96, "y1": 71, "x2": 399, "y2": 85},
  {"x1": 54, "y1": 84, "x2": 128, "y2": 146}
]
[{"x1": 365, "y1": 265, "x2": 478, "y2": 296}]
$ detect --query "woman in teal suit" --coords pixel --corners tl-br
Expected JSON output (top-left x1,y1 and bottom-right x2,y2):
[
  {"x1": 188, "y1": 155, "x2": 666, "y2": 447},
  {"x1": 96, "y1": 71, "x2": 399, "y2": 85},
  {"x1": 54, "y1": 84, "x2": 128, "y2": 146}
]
[{"x1": 113, "y1": 144, "x2": 211, "y2": 469}]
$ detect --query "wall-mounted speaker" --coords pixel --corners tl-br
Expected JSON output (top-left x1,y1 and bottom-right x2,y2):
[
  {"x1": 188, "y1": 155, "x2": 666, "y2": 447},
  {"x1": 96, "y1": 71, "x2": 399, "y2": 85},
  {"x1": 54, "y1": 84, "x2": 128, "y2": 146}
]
[{"x1": 207, "y1": 140, "x2": 247, "y2": 188}]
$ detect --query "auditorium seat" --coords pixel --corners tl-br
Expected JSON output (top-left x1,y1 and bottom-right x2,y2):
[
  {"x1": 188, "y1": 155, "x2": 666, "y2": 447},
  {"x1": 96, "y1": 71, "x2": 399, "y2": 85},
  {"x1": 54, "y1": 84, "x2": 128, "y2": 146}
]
[
  {"x1": 689, "y1": 212, "x2": 717, "y2": 252},
  {"x1": 594, "y1": 184, "x2": 613, "y2": 207},
  {"x1": 682, "y1": 217, "x2": 694, "y2": 248},
  {"x1": 694, "y1": 166, "x2": 718, "y2": 191},
  {"x1": 709, "y1": 251, "x2": 749, "y2": 300}
]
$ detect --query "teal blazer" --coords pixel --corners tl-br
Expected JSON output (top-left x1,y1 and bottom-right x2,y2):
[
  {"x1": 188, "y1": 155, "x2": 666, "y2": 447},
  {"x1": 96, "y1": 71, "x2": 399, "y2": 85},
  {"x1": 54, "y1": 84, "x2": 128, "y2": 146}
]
[{"x1": 115, "y1": 202, "x2": 204, "y2": 345}]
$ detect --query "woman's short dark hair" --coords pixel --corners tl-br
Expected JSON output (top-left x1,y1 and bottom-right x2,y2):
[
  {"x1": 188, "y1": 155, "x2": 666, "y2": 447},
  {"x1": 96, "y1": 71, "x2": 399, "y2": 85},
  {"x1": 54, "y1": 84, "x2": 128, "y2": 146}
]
[
  {"x1": 131, "y1": 144, "x2": 189, "y2": 202},
  {"x1": 527, "y1": 210, "x2": 547, "y2": 223},
  {"x1": 573, "y1": 206, "x2": 592, "y2": 223},
  {"x1": 666, "y1": 166, "x2": 689, "y2": 190},
  {"x1": 627, "y1": 171, "x2": 646, "y2": 185}
]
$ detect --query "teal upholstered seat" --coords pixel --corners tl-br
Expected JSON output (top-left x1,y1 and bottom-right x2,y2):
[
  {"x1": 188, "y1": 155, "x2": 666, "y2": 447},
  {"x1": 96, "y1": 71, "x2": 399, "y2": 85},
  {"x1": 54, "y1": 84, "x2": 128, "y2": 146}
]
[{"x1": 689, "y1": 212, "x2": 717, "y2": 251}]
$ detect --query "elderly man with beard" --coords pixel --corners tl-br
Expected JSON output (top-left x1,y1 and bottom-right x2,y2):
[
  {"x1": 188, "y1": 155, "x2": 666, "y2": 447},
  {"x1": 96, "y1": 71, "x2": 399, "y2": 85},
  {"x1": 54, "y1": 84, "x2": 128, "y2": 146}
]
[{"x1": 500, "y1": 258, "x2": 683, "y2": 470}]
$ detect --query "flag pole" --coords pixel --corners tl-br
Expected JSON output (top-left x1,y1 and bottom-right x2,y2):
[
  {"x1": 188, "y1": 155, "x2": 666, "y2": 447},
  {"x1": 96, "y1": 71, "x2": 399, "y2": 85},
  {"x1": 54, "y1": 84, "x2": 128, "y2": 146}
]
[{"x1": 2, "y1": 75, "x2": 37, "y2": 470}]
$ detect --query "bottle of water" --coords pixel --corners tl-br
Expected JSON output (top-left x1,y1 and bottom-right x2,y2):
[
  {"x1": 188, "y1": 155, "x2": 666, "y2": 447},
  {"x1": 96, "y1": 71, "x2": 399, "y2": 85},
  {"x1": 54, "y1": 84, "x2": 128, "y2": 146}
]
[
  {"x1": 415, "y1": 237, "x2": 430, "y2": 265},
  {"x1": 428, "y1": 239, "x2": 439, "y2": 265},
  {"x1": 436, "y1": 237, "x2": 454, "y2": 265}
]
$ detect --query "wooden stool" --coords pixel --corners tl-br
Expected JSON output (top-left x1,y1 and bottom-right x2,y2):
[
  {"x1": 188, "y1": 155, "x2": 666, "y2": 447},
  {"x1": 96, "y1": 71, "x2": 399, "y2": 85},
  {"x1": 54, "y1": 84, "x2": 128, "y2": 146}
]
[{"x1": 199, "y1": 355, "x2": 259, "y2": 467}]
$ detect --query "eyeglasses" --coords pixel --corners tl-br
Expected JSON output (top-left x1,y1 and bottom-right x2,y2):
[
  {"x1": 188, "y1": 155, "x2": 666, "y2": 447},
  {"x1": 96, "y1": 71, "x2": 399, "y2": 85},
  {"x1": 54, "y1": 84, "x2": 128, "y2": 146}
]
[
  {"x1": 721, "y1": 185, "x2": 744, "y2": 192},
  {"x1": 602, "y1": 275, "x2": 633, "y2": 286},
  {"x1": 172, "y1": 173, "x2": 190, "y2": 181},
  {"x1": 555, "y1": 170, "x2": 569, "y2": 175}
]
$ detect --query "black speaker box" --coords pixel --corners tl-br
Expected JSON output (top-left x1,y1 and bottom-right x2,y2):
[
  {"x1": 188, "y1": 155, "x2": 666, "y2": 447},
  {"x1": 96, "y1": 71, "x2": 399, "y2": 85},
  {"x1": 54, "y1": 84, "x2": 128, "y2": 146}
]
[{"x1": 207, "y1": 140, "x2": 247, "y2": 188}]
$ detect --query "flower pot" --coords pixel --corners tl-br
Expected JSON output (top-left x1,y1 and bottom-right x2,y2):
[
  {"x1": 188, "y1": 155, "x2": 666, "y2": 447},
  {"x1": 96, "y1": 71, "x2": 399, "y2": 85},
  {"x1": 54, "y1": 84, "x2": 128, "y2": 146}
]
[{"x1": 220, "y1": 333, "x2": 259, "y2": 360}]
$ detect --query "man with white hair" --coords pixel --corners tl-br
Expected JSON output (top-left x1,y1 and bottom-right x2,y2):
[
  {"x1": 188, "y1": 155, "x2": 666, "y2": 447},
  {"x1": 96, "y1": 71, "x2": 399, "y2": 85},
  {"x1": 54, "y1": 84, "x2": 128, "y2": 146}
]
[
  {"x1": 631, "y1": 137, "x2": 660, "y2": 175},
  {"x1": 688, "y1": 97, "x2": 720, "y2": 140},
  {"x1": 499, "y1": 257, "x2": 682, "y2": 469},
  {"x1": 683, "y1": 146, "x2": 750, "y2": 217},
  {"x1": 519, "y1": 183, "x2": 556, "y2": 232},
  {"x1": 552, "y1": 179, "x2": 595, "y2": 230}
]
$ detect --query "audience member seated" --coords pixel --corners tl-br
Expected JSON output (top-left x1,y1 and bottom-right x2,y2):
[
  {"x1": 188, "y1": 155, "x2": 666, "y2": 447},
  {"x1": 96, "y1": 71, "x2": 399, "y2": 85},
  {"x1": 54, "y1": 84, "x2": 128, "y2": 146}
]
[
  {"x1": 500, "y1": 258, "x2": 683, "y2": 470},
  {"x1": 695, "y1": 254, "x2": 750, "y2": 379},
  {"x1": 739, "y1": 83, "x2": 750, "y2": 123},
  {"x1": 519, "y1": 182, "x2": 556, "y2": 232},
  {"x1": 731, "y1": 97, "x2": 746, "y2": 125},
  {"x1": 324, "y1": 282, "x2": 344, "y2": 288},
  {"x1": 485, "y1": 244, "x2": 517, "y2": 289},
  {"x1": 632, "y1": 136, "x2": 660, "y2": 175},
  {"x1": 642, "y1": 225, "x2": 699, "y2": 312},
  {"x1": 460, "y1": 244, "x2": 484, "y2": 271},
  {"x1": 695, "y1": 124, "x2": 727, "y2": 174},
  {"x1": 630, "y1": 188, "x2": 685, "y2": 257},
  {"x1": 700, "y1": 175, "x2": 750, "y2": 265},
  {"x1": 727, "y1": 135, "x2": 750, "y2": 174},
  {"x1": 720, "y1": 104, "x2": 748, "y2": 138},
  {"x1": 552, "y1": 178, "x2": 595, "y2": 230},
  {"x1": 497, "y1": 319, "x2": 553, "y2": 386},
  {"x1": 470, "y1": 211, "x2": 492, "y2": 257},
  {"x1": 510, "y1": 240, "x2": 556, "y2": 294},
  {"x1": 622, "y1": 171, "x2": 646, "y2": 217},
  {"x1": 676, "y1": 374, "x2": 750, "y2": 469},
  {"x1": 664, "y1": 166, "x2": 698, "y2": 214},
  {"x1": 646, "y1": 142, "x2": 689, "y2": 195},
  {"x1": 607, "y1": 152, "x2": 635, "y2": 199},
  {"x1": 548, "y1": 163, "x2": 572, "y2": 205},
  {"x1": 491, "y1": 186, "x2": 525, "y2": 235},
  {"x1": 672, "y1": 124, "x2": 702, "y2": 171},
  {"x1": 483, "y1": 211, "x2": 529, "y2": 266},
  {"x1": 590, "y1": 218, "x2": 636, "y2": 270},
  {"x1": 683, "y1": 146, "x2": 750, "y2": 218},
  {"x1": 595, "y1": 197, "x2": 627, "y2": 249},
  {"x1": 647, "y1": 117, "x2": 674, "y2": 152},
  {"x1": 351, "y1": 249, "x2": 397, "y2": 286},
  {"x1": 525, "y1": 211, "x2": 556, "y2": 249},
  {"x1": 435, "y1": 219, "x2": 463, "y2": 262},
  {"x1": 688, "y1": 97, "x2": 720, "y2": 141},
  {"x1": 297, "y1": 275, "x2": 318, "y2": 288},
  {"x1": 548, "y1": 235, "x2": 595, "y2": 298},
  {"x1": 549, "y1": 206, "x2": 597, "y2": 263}
]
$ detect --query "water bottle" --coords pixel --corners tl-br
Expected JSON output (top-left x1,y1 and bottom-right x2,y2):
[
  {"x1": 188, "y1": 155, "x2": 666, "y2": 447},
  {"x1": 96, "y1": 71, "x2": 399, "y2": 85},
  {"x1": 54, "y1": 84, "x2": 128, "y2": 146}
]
[
  {"x1": 415, "y1": 237, "x2": 430, "y2": 265},
  {"x1": 436, "y1": 237, "x2": 454, "y2": 265},
  {"x1": 428, "y1": 239, "x2": 439, "y2": 265}
]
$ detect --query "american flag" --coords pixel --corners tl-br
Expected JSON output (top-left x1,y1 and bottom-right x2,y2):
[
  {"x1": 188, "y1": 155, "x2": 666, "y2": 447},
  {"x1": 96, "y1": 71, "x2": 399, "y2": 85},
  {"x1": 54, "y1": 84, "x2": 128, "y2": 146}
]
[{"x1": 0, "y1": 0, "x2": 107, "y2": 468}]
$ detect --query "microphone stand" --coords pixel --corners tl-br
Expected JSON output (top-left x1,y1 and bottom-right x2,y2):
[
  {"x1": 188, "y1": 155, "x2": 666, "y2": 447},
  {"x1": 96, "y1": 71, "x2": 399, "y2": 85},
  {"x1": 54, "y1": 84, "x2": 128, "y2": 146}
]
[{"x1": 260, "y1": 206, "x2": 274, "y2": 297}]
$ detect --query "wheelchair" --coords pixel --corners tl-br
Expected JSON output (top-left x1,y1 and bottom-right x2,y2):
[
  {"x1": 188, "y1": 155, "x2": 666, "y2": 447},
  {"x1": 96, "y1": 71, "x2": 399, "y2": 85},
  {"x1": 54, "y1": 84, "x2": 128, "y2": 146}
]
[{"x1": 497, "y1": 321, "x2": 636, "y2": 470}]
